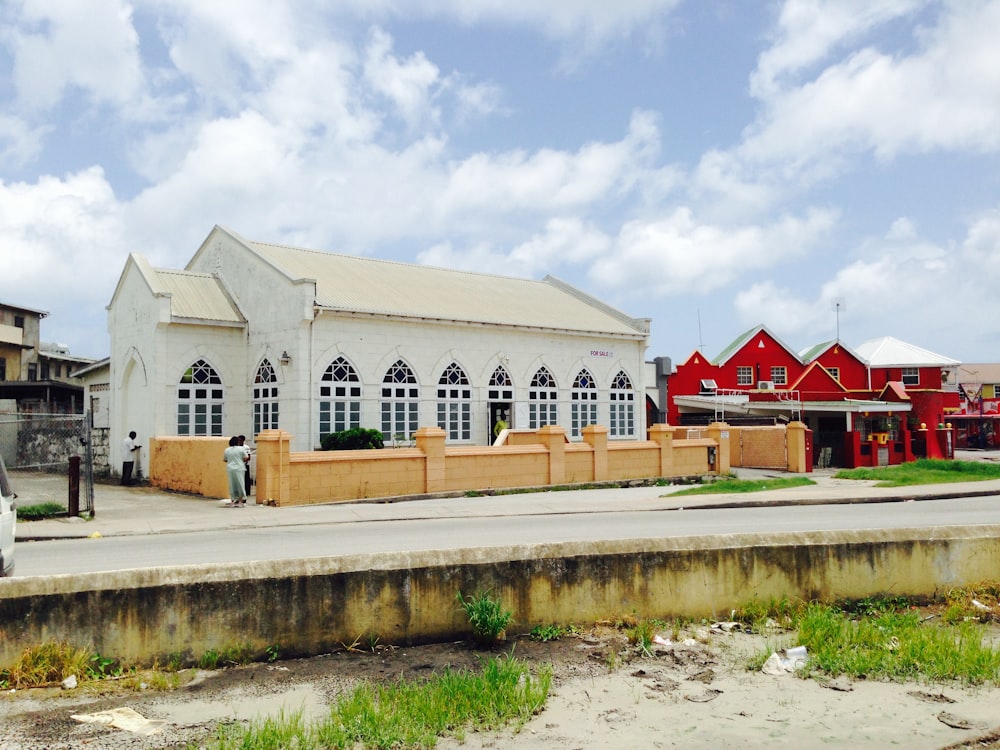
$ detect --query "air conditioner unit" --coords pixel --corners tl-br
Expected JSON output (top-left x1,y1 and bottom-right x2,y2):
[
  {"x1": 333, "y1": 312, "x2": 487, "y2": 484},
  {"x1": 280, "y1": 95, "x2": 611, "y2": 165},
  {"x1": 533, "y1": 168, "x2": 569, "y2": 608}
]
[{"x1": 757, "y1": 381, "x2": 775, "y2": 390}]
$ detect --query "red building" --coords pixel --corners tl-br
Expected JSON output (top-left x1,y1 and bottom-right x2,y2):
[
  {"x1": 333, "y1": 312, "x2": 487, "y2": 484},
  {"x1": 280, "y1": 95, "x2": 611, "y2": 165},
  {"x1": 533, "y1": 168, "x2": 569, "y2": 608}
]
[
  {"x1": 667, "y1": 326, "x2": 960, "y2": 468},
  {"x1": 947, "y1": 363, "x2": 1000, "y2": 449}
]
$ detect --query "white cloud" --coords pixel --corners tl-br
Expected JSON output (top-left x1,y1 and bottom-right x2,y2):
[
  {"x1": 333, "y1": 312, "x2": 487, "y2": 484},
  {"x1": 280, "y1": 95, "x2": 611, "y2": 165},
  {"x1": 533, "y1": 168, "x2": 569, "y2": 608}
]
[
  {"x1": 751, "y1": 0, "x2": 928, "y2": 97},
  {"x1": 732, "y1": 210, "x2": 1000, "y2": 352},
  {"x1": 363, "y1": 27, "x2": 442, "y2": 130},
  {"x1": 590, "y1": 207, "x2": 838, "y2": 296},
  {"x1": 441, "y1": 109, "x2": 660, "y2": 217},
  {"x1": 0, "y1": 168, "x2": 125, "y2": 354},
  {"x1": 7, "y1": 0, "x2": 144, "y2": 112},
  {"x1": 696, "y1": 1, "x2": 1000, "y2": 214},
  {"x1": 0, "y1": 114, "x2": 48, "y2": 169}
]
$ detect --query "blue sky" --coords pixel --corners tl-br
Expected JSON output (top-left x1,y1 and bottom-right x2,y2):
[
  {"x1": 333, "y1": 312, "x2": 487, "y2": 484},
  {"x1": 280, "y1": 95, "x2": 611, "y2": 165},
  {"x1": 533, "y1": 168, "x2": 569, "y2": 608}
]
[{"x1": 2, "y1": 0, "x2": 999, "y2": 365}]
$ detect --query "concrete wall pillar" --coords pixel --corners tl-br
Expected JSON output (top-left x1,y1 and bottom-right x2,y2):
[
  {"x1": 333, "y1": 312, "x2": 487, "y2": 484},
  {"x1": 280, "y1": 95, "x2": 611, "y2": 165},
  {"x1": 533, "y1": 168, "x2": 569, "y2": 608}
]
[
  {"x1": 415, "y1": 426, "x2": 447, "y2": 493},
  {"x1": 648, "y1": 423, "x2": 674, "y2": 477},
  {"x1": 582, "y1": 424, "x2": 609, "y2": 481},
  {"x1": 256, "y1": 430, "x2": 292, "y2": 506},
  {"x1": 538, "y1": 425, "x2": 567, "y2": 484},
  {"x1": 706, "y1": 422, "x2": 731, "y2": 475},
  {"x1": 786, "y1": 421, "x2": 808, "y2": 473}
]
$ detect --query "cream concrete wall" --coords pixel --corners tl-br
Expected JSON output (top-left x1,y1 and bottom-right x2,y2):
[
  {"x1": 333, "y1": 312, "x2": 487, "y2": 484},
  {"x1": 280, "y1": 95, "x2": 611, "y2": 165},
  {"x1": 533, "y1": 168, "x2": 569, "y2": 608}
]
[
  {"x1": 149, "y1": 436, "x2": 230, "y2": 498},
  {"x1": 150, "y1": 421, "x2": 809, "y2": 503},
  {"x1": 2, "y1": 527, "x2": 997, "y2": 668},
  {"x1": 153, "y1": 424, "x2": 723, "y2": 504}
]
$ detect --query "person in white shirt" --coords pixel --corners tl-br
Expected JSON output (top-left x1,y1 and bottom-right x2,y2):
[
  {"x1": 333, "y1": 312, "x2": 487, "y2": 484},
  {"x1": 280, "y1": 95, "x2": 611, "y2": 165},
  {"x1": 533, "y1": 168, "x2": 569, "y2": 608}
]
[{"x1": 121, "y1": 431, "x2": 140, "y2": 486}]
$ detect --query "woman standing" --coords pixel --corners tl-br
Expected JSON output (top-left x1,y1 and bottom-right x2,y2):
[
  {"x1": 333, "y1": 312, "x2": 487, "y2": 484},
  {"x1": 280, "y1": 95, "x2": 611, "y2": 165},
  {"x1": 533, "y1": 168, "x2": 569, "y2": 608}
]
[{"x1": 223, "y1": 436, "x2": 248, "y2": 507}]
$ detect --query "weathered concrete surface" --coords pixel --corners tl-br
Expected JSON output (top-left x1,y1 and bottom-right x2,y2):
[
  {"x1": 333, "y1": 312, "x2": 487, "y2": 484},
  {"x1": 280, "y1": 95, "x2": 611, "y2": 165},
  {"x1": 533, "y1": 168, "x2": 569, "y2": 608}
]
[{"x1": 2, "y1": 526, "x2": 999, "y2": 667}]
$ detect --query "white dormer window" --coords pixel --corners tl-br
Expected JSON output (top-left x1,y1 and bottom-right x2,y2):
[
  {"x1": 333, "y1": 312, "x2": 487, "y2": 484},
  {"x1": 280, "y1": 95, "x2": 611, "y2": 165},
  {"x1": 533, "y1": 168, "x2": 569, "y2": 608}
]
[{"x1": 902, "y1": 368, "x2": 919, "y2": 386}]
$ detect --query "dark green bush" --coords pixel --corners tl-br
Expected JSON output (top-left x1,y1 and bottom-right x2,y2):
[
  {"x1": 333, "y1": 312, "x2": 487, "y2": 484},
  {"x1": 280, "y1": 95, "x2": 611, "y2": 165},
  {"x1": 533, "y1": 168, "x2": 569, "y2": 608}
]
[{"x1": 320, "y1": 428, "x2": 384, "y2": 451}]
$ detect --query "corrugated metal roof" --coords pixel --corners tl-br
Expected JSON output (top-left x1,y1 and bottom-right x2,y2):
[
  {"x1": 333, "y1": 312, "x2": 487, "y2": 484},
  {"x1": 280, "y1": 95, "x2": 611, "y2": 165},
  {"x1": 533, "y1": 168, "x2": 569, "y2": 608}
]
[
  {"x1": 855, "y1": 336, "x2": 958, "y2": 367},
  {"x1": 154, "y1": 269, "x2": 244, "y2": 324},
  {"x1": 244, "y1": 239, "x2": 646, "y2": 337}
]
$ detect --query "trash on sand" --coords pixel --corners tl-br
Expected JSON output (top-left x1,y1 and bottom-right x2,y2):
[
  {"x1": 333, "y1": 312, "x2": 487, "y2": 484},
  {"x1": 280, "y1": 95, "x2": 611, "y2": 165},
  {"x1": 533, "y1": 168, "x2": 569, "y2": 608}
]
[
  {"x1": 937, "y1": 711, "x2": 988, "y2": 731},
  {"x1": 819, "y1": 677, "x2": 853, "y2": 692},
  {"x1": 71, "y1": 707, "x2": 167, "y2": 736},
  {"x1": 971, "y1": 599, "x2": 991, "y2": 611},
  {"x1": 653, "y1": 634, "x2": 671, "y2": 647},
  {"x1": 684, "y1": 688, "x2": 722, "y2": 703},
  {"x1": 61, "y1": 675, "x2": 77, "y2": 690},
  {"x1": 761, "y1": 646, "x2": 808, "y2": 675},
  {"x1": 710, "y1": 621, "x2": 741, "y2": 633},
  {"x1": 907, "y1": 691, "x2": 955, "y2": 704}
]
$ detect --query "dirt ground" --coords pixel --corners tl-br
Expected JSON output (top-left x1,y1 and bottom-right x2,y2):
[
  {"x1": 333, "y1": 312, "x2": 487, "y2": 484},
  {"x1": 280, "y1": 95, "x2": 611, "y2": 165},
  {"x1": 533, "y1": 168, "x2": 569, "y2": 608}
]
[{"x1": 1, "y1": 624, "x2": 999, "y2": 750}]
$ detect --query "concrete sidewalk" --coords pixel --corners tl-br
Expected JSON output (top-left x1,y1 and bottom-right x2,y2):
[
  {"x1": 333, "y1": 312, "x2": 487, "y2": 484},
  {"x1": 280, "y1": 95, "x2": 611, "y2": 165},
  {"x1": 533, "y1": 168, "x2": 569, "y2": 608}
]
[{"x1": 16, "y1": 453, "x2": 1000, "y2": 541}]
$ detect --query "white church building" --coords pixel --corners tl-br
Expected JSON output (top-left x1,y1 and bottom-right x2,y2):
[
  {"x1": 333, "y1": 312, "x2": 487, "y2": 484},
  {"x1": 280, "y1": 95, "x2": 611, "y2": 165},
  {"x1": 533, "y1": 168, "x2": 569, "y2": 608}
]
[{"x1": 107, "y1": 226, "x2": 651, "y2": 472}]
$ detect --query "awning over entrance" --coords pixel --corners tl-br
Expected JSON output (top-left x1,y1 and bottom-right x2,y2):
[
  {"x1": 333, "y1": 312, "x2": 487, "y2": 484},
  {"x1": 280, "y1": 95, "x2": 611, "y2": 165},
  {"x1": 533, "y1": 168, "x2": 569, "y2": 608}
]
[{"x1": 672, "y1": 393, "x2": 910, "y2": 422}]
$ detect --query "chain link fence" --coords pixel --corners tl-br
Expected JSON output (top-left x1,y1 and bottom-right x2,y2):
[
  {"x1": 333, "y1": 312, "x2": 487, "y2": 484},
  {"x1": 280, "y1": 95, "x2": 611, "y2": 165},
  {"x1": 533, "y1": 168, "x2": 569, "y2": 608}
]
[{"x1": 0, "y1": 411, "x2": 94, "y2": 515}]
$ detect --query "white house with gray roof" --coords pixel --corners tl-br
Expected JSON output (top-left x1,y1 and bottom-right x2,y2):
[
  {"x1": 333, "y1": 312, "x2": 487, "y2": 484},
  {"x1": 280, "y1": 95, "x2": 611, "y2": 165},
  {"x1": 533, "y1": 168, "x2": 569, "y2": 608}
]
[{"x1": 107, "y1": 226, "x2": 651, "y2": 474}]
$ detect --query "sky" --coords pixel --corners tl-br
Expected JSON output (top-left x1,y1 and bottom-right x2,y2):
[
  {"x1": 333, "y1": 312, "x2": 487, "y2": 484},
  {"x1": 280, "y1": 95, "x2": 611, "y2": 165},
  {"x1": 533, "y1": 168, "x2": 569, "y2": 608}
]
[{"x1": 1, "y1": 0, "x2": 999, "y2": 366}]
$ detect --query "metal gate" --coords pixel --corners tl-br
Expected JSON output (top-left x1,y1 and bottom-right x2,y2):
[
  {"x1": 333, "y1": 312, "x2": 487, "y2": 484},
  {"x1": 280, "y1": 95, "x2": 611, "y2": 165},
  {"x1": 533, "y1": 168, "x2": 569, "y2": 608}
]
[
  {"x1": 0, "y1": 411, "x2": 94, "y2": 515},
  {"x1": 737, "y1": 426, "x2": 788, "y2": 469}
]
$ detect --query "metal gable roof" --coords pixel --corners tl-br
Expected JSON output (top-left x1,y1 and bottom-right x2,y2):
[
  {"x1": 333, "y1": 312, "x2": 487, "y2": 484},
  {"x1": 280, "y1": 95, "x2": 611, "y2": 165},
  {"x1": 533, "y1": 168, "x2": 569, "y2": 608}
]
[
  {"x1": 855, "y1": 336, "x2": 959, "y2": 368},
  {"x1": 712, "y1": 324, "x2": 801, "y2": 366},
  {"x1": 244, "y1": 239, "x2": 647, "y2": 337},
  {"x1": 154, "y1": 269, "x2": 244, "y2": 324}
]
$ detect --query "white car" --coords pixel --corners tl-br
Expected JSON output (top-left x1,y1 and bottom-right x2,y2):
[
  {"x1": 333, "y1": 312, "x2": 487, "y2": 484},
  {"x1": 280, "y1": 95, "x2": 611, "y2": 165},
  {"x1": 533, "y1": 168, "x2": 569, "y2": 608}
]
[{"x1": 0, "y1": 453, "x2": 15, "y2": 577}]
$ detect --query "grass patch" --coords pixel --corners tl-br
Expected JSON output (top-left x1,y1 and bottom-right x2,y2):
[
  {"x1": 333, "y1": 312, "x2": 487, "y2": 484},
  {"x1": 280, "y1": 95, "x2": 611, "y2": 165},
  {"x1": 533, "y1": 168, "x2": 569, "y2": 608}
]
[
  {"x1": 208, "y1": 654, "x2": 551, "y2": 750},
  {"x1": 834, "y1": 458, "x2": 1000, "y2": 487},
  {"x1": 15, "y1": 502, "x2": 66, "y2": 521},
  {"x1": 668, "y1": 476, "x2": 815, "y2": 497},
  {"x1": 732, "y1": 584, "x2": 1000, "y2": 686}
]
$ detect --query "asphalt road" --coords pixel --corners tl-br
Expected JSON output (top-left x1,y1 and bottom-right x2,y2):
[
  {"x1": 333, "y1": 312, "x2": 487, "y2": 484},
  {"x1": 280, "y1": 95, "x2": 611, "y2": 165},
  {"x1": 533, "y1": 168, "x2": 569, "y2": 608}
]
[{"x1": 15, "y1": 494, "x2": 1000, "y2": 576}]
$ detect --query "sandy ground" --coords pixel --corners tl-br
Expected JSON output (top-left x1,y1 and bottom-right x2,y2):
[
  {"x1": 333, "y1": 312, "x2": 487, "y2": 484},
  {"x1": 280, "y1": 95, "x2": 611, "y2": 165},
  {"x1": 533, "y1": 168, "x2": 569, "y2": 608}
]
[{"x1": 1, "y1": 626, "x2": 998, "y2": 749}]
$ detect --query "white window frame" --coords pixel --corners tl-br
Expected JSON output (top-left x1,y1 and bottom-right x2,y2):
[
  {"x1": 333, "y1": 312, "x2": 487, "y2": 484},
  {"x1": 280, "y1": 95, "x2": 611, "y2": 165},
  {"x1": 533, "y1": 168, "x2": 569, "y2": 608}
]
[
  {"x1": 609, "y1": 370, "x2": 635, "y2": 438},
  {"x1": 902, "y1": 367, "x2": 919, "y2": 386},
  {"x1": 736, "y1": 366, "x2": 753, "y2": 386},
  {"x1": 770, "y1": 366, "x2": 787, "y2": 385},
  {"x1": 381, "y1": 359, "x2": 419, "y2": 441},
  {"x1": 253, "y1": 359, "x2": 279, "y2": 436},
  {"x1": 528, "y1": 366, "x2": 558, "y2": 429},
  {"x1": 570, "y1": 368, "x2": 598, "y2": 438},
  {"x1": 177, "y1": 358, "x2": 224, "y2": 436},
  {"x1": 437, "y1": 362, "x2": 472, "y2": 441},
  {"x1": 488, "y1": 365, "x2": 513, "y2": 401},
  {"x1": 319, "y1": 356, "x2": 362, "y2": 442},
  {"x1": 827, "y1": 366, "x2": 840, "y2": 382}
]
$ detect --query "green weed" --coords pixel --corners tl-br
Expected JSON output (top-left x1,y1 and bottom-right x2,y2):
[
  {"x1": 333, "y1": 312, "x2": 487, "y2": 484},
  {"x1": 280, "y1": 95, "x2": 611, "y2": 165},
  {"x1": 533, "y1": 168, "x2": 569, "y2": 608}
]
[
  {"x1": 457, "y1": 590, "x2": 513, "y2": 646},
  {"x1": 15, "y1": 502, "x2": 66, "y2": 521}
]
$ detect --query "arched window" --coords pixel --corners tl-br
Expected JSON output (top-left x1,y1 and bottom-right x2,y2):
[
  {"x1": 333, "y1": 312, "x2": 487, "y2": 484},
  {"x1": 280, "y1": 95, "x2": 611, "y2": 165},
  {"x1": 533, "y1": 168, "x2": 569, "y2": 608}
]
[
  {"x1": 381, "y1": 359, "x2": 419, "y2": 441},
  {"x1": 570, "y1": 368, "x2": 598, "y2": 438},
  {"x1": 528, "y1": 366, "x2": 558, "y2": 429},
  {"x1": 610, "y1": 370, "x2": 636, "y2": 438},
  {"x1": 177, "y1": 358, "x2": 223, "y2": 436},
  {"x1": 319, "y1": 356, "x2": 361, "y2": 441},
  {"x1": 253, "y1": 359, "x2": 279, "y2": 435},
  {"x1": 437, "y1": 362, "x2": 471, "y2": 441},
  {"x1": 488, "y1": 365, "x2": 513, "y2": 401}
]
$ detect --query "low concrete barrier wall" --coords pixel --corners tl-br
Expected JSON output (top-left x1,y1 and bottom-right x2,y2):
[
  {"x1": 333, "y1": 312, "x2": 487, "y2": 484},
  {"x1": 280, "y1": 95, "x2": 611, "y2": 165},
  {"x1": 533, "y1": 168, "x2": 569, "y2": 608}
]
[{"x1": 3, "y1": 526, "x2": 997, "y2": 667}]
